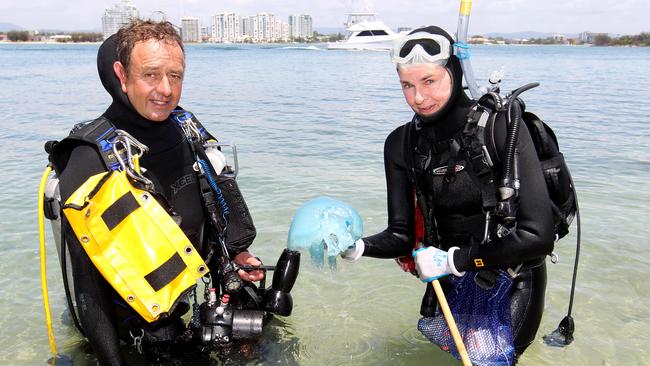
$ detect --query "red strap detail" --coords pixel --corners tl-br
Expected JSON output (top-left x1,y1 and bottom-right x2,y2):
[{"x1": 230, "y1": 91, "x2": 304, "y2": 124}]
[
  {"x1": 394, "y1": 188, "x2": 423, "y2": 274},
  {"x1": 414, "y1": 188, "x2": 425, "y2": 244}
]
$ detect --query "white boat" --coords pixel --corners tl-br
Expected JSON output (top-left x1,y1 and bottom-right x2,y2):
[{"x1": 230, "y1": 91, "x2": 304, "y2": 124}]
[{"x1": 327, "y1": 13, "x2": 398, "y2": 50}]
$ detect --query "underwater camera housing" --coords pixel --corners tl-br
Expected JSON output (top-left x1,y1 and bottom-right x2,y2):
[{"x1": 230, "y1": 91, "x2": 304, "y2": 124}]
[{"x1": 193, "y1": 248, "x2": 300, "y2": 345}]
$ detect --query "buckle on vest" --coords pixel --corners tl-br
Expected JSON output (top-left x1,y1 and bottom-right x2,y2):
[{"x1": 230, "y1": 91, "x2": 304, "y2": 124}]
[
  {"x1": 469, "y1": 149, "x2": 493, "y2": 180},
  {"x1": 171, "y1": 110, "x2": 193, "y2": 124}
]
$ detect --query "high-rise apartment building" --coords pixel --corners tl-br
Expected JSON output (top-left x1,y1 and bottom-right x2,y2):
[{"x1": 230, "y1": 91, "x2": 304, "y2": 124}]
[
  {"x1": 288, "y1": 14, "x2": 313, "y2": 40},
  {"x1": 241, "y1": 17, "x2": 251, "y2": 40},
  {"x1": 300, "y1": 15, "x2": 313, "y2": 39},
  {"x1": 288, "y1": 15, "x2": 300, "y2": 39},
  {"x1": 211, "y1": 13, "x2": 241, "y2": 42},
  {"x1": 181, "y1": 17, "x2": 201, "y2": 43},
  {"x1": 255, "y1": 12, "x2": 276, "y2": 42},
  {"x1": 101, "y1": 0, "x2": 139, "y2": 40},
  {"x1": 249, "y1": 16, "x2": 261, "y2": 41},
  {"x1": 279, "y1": 20, "x2": 290, "y2": 42},
  {"x1": 210, "y1": 11, "x2": 290, "y2": 43},
  {"x1": 200, "y1": 25, "x2": 209, "y2": 42}
]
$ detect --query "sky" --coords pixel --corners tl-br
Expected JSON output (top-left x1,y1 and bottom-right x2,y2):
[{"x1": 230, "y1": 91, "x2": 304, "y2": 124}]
[{"x1": 2, "y1": 0, "x2": 648, "y2": 35}]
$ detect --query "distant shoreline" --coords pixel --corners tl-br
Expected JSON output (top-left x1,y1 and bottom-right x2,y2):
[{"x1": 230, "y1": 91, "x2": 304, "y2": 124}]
[
  {"x1": 1, "y1": 40, "x2": 648, "y2": 47},
  {"x1": 0, "y1": 40, "x2": 101, "y2": 45}
]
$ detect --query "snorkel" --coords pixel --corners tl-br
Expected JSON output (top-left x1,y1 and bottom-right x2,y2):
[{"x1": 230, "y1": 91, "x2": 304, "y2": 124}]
[{"x1": 455, "y1": 0, "x2": 484, "y2": 99}]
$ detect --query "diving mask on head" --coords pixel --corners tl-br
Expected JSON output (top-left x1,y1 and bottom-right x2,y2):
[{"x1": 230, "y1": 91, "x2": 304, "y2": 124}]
[{"x1": 390, "y1": 32, "x2": 452, "y2": 66}]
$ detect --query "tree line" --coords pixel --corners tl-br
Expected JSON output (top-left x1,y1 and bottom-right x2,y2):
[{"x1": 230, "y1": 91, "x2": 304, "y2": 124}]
[
  {"x1": 2, "y1": 31, "x2": 103, "y2": 42},
  {"x1": 593, "y1": 33, "x2": 650, "y2": 46},
  {"x1": 5, "y1": 30, "x2": 30, "y2": 41},
  {"x1": 506, "y1": 32, "x2": 650, "y2": 46}
]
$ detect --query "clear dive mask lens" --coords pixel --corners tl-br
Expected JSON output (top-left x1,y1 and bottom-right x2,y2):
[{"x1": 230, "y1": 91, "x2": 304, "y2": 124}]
[{"x1": 390, "y1": 33, "x2": 452, "y2": 66}]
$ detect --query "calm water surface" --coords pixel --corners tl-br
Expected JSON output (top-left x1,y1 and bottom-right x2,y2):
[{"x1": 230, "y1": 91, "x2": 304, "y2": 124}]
[{"x1": 0, "y1": 42, "x2": 649, "y2": 365}]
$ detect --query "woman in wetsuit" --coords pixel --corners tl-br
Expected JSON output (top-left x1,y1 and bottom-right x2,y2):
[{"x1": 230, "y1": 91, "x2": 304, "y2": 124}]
[{"x1": 342, "y1": 26, "x2": 555, "y2": 357}]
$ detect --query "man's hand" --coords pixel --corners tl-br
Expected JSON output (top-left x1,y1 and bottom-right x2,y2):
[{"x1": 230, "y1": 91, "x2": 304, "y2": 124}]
[{"x1": 233, "y1": 251, "x2": 265, "y2": 282}]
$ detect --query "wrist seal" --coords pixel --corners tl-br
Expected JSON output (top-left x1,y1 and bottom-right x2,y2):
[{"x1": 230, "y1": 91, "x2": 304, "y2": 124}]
[{"x1": 447, "y1": 247, "x2": 466, "y2": 277}]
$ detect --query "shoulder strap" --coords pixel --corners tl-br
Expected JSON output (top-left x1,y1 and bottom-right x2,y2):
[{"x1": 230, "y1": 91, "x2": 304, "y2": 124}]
[
  {"x1": 463, "y1": 103, "x2": 498, "y2": 211},
  {"x1": 402, "y1": 119, "x2": 440, "y2": 246},
  {"x1": 168, "y1": 108, "x2": 233, "y2": 255},
  {"x1": 48, "y1": 117, "x2": 120, "y2": 174},
  {"x1": 170, "y1": 109, "x2": 217, "y2": 143},
  {"x1": 523, "y1": 111, "x2": 559, "y2": 159},
  {"x1": 404, "y1": 120, "x2": 418, "y2": 183}
]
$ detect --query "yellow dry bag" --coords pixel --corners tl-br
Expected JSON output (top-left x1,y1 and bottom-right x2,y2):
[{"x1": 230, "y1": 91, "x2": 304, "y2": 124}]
[{"x1": 63, "y1": 169, "x2": 208, "y2": 323}]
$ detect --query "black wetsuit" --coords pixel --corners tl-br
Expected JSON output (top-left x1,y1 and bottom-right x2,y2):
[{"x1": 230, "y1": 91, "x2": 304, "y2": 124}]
[
  {"x1": 360, "y1": 26, "x2": 555, "y2": 355},
  {"x1": 56, "y1": 36, "x2": 252, "y2": 365}
]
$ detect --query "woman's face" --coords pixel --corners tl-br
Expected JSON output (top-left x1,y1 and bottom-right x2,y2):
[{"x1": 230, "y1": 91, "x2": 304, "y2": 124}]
[{"x1": 397, "y1": 63, "x2": 452, "y2": 118}]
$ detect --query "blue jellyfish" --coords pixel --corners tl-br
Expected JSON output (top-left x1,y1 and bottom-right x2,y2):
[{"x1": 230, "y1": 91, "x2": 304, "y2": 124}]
[{"x1": 287, "y1": 196, "x2": 363, "y2": 269}]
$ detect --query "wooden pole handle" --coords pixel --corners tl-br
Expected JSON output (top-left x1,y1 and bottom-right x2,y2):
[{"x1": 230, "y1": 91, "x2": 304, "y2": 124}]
[{"x1": 431, "y1": 280, "x2": 472, "y2": 366}]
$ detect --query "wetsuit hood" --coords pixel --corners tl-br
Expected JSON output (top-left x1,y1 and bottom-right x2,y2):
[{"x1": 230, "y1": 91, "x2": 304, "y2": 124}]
[
  {"x1": 97, "y1": 34, "x2": 132, "y2": 109},
  {"x1": 96, "y1": 34, "x2": 182, "y2": 153},
  {"x1": 406, "y1": 26, "x2": 473, "y2": 138}
]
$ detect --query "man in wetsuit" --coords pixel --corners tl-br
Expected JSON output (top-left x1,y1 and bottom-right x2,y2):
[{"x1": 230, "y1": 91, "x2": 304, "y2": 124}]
[
  {"x1": 55, "y1": 20, "x2": 264, "y2": 365},
  {"x1": 342, "y1": 26, "x2": 555, "y2": 358}
]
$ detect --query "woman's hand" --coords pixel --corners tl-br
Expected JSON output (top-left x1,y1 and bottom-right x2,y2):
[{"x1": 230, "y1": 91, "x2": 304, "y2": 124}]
[
  {"x1": 413, "y1": 246, "x2": 451, "y2": 282},
  {"x1": 233, "y1": 251, "x2": 265, "y2": 282},
  {"x1": 341, "y1": 239, "x2": 365, "y2": 261},
  {"x1": 413, "y1": 246, "x2": 465, "y2": 281}
]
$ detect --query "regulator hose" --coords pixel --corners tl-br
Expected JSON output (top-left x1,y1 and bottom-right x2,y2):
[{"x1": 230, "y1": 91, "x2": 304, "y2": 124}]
[{"x1": 502, "y1": 83, "x2": 540, "y2": 188}]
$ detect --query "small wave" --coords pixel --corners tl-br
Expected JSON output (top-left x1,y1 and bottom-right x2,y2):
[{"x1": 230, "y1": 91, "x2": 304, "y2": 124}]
[
  {"x1": 200, "y1": 44, "x2": 248, "y2": 51},
  {"x1": 280, "y1": 45, "x2": 322, "y2": 51}
]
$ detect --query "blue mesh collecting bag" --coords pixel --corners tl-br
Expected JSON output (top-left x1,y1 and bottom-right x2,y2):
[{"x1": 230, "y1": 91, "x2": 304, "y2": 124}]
[{"x1": 418, "y1": 270, "x2": 515, "y2": 365}]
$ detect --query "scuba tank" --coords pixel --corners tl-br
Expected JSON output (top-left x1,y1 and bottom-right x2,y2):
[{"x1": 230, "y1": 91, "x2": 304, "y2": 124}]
[
  {"x1": 42, "y1": 174, "x2": 79, "y2": 331},
  {"x1": 453, "y1": 0, "x2": 581, "y2": 347}
]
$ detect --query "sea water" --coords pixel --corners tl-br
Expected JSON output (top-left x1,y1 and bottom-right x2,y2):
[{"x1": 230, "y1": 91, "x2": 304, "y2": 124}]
[{"x1": 0, "y1": 42, "x2": 648, "y2": 365}]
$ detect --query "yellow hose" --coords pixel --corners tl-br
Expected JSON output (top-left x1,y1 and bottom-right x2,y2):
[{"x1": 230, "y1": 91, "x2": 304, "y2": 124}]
[{"x1": 38, "y1": 165, "x2": 58, "y2": 356}]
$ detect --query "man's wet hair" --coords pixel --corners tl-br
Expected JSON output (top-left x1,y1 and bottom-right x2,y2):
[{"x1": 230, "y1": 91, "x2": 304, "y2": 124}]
[{"x1": 116, "y1": 19, "x2": 184, "y2": 73}]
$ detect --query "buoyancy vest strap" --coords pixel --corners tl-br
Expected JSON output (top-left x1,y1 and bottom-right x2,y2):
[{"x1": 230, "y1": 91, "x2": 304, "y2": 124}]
[
  {"x1": 172, "y1": 111, "x2": 224, "y2": 215},
  {"x1": 444, "y1": 139, "x2": 461, "y2": 181},
  {"x1": 406, "y1": 120, "x2": 440, "y2": 247},
  {"x1": 144, "y1": 253, "x2": 186, "y2": 292},
  {"x1": 170, "y1": 109, "x2": 216, "y2": 143},
  {"x1": 102, "y1": 191, "x2": 140, "y2": 231},
  {"x1": 49, "y1": 117, "x2": 122, "y2": 174},
  {"x1": 463, "y1": 105, "x2": 498, "y2": 211},
  {"x1": 72, "y1": 118, "x2": 119, "y2": 170},
  {"x1": 525, "y1": 112, "x2": 559, "y2": 158},
  {"x1": 170, "y1": 109, "x2": 233, "y2": 264}
]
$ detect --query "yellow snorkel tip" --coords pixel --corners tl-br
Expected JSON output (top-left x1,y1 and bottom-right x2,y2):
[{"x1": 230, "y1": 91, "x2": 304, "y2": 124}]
[{"x1": 460, "y1": 0, "x2": 472, "y2": 16}]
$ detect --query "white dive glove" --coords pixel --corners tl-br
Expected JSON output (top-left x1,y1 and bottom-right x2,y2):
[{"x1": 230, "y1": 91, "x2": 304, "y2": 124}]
[
  {"x1": 413, "y1": 246, "x2": 465, "y2": 282},
  {"x1": 341, "y1": 238, "x2": 365, "y2": 261}
]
